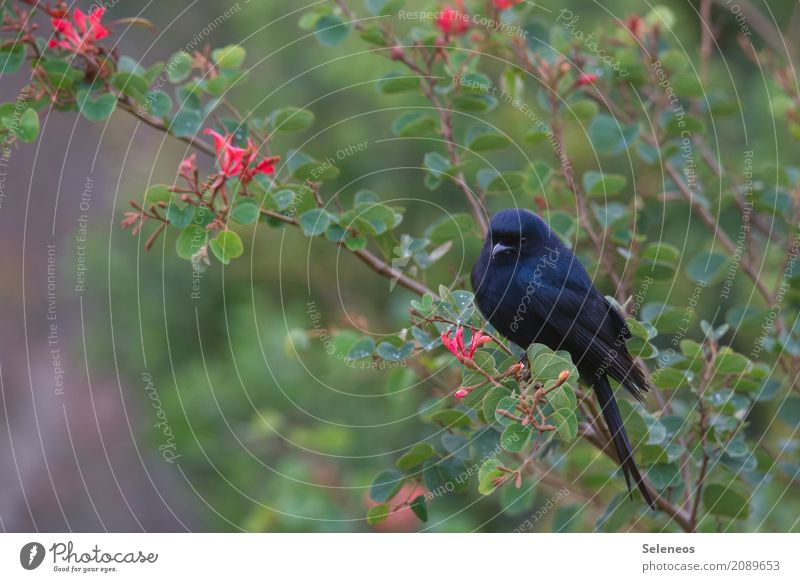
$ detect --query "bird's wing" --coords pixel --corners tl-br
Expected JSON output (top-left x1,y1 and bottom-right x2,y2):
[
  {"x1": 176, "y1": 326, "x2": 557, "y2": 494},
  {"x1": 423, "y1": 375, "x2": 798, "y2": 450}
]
[{"x1": 518, "y1": 261, "x2": 648, "y2": 400}]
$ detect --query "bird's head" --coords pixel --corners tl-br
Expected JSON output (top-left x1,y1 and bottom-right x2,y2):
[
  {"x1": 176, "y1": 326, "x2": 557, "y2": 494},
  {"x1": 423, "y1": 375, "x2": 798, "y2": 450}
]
[{"x1": 486, "y1": 208, "x2": 554, "y2": 262}]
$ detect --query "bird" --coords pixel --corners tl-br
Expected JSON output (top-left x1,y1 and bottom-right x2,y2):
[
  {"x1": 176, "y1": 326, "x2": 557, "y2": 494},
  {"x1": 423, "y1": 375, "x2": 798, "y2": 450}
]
[{"x1": 471, "y1": 207, "x2": 655, "y2": 508}]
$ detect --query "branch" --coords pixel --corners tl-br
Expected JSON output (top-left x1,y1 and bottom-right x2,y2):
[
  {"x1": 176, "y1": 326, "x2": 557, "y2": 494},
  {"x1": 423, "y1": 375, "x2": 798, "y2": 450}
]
[
  {"x1": 709, "y1": 0, "x2": 797, "y2": 61},
  {"x1": 259, "y1": 209, "x2": 433, "y2": 297},
  {"x1": 117, "y1": 98, "x2": 215, "y2": 157}
]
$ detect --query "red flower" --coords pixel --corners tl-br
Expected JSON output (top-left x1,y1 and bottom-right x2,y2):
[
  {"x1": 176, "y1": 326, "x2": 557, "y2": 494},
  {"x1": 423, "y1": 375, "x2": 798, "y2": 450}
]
[
  {"x1": 576, "y1": 73, "x2": 598, "y2": 86},
  {"x1": 454, "y1": 387, "x2": 471, "y2": 399},
  {"x1": 625, "y1": 15, "x2": 643, "y2": 38},
  {"x1": 441, "y1": 326, "x2": 493, "y2": 363},
  {"x1": 493, "y1": 0, "x2": 524, "y2": 10},
  {"x1": 204, "y1": 129, "x2": 280, "y2": 183},
  {"x1": 436, "y1": 1, "x2": 470, "y2": 36},
  {"x1": 49, "y1": 7, "x2": 109, "y2": 55}
]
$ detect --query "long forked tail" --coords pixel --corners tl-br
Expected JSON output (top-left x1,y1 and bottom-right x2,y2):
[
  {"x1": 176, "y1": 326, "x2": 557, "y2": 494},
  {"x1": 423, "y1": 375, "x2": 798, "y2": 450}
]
[{"x1": 594, "y1": 375, "x2": 656, "y2": 509}]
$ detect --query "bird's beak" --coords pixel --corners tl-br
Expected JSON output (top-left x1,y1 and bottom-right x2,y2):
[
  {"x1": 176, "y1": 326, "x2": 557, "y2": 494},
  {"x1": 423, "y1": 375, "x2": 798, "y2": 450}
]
[{"x1": 491, "y1": 242, "x2": 516, "y2": 259}]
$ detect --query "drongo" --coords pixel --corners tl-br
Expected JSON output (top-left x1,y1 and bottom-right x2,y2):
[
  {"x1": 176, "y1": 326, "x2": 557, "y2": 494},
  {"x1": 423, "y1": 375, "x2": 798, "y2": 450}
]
[{"x1": 471, "y1": 208, "x2": 655, "y2": 508}]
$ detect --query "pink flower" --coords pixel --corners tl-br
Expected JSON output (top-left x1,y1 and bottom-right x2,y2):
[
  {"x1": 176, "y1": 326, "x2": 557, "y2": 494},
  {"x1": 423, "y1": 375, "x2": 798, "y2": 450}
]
[
  {"x1": 49, "y1": 7, "x2": 109, "y2": 55},
  {"x1": 576, "y1": 73, "x2": 598, "y2": 86},
  {"x1": 436, "y1": 1, "x2": 470, "y2": 36},
  {"x1": 493, "y1": 0, "x2": 524, "y2": 10},
  {"x1": 441, "y1": 326, "x2": 493, "y2": 363},
  {"x1": 454, "y1": 387, "x2": 471, "y2": 399},
  {"x1": 204, "y1": 129, "x2": 280, "y2": 183},
  {"x1": 179, "y1": 153, "x2": 198, "y2": 180}
]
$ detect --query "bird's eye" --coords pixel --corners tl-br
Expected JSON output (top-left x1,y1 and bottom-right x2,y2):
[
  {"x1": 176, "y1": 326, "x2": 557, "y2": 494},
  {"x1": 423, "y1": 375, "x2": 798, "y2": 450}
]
[{"x1": 520, "y1": 237, "x2": 527, "y2": 245}]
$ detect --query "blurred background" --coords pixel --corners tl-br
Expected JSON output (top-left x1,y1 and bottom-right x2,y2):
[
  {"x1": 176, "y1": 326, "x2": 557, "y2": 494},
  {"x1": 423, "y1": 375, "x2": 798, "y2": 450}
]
[{"x1": 1, "y1": 0, "x2": 798, "y2": 532}]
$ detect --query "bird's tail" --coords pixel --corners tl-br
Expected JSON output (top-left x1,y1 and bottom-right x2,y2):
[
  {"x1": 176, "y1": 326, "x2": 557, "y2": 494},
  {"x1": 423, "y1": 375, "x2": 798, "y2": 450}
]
[{"x1": 594, "y1": 375, "x2": 656, "y2": 509}]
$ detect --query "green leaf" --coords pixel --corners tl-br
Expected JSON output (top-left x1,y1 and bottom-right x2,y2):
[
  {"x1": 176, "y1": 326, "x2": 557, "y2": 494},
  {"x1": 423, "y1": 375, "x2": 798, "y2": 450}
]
[
  {"x1": 359, "y1": 25, "x2": 387, "y2": 46},
  {"x1": 270, "y1": 107, "x2": 315, "y2": 133},
  {"x1": 423, "y1": 457, "x2": 468, "y2": 494},
  {"x1": 651, "y1": 367, "x2": 692, "y2": 390},
  {"x1": 166, "y1": 203, "x2": 195, "y2": 228},
  {"x1": 396, "y1": 443, "x2": 436, "y2": 471},
  {"x1": 354, "y1": 189, "x2": 380, "y2": 206},
  {"x1": 425, "y1": 214, "x2": 475, "y2": 245},
  {"x1": 483, "y1": 387, "x2": 511, "y2": 423},
  {"x1": 370, "y1": 469, "x2": 404, "y2": 502},
  {"x1": 346, "y1": 337, "x2": 375, "y2": 361},
  {"x1": 143, "y1": 61, "x2": 165, "y2": 85},
  {"x1": 18, "y1": 108, "x2": 40, "y2": 142},
  {"x1": 376, "y1": 72, "x2": 420, "y2": 94},
  {"x1": 453, "y1": 93, "x2": 497, "y2": 113},
  {"x1": 501, "y1": 423, "x2": 531, "y2": 452},
  {"x1": 391, "y1": 111, "x2": 437, "y2": 137},
  {"x1": 144, "y1": 184, "x2": 173, "y2": 206},
  {"x1": 713, "y1": 348, "x2": 749, "y2": 375},
  {"x1": 530, "y1": 350, "x2": 576, "y2": 381},
  {"x1": 209, "y1": 230, "x2": 244, "y2": 264},
  {"x1": 679, "y1": 339, "x2": 703, "y2": 359},
  {"x1": 465, "y1": 126, "x2": 510, "y2": 152},
  {"x1": 642, "y1": 242, "x2": 680, "y2": 264},
  {"x1": 144, "y1": 90, "x2": 173, "y2": 117},
  {"x1": 167, "y1": 51, "x2": 193, "y2": 83},
  {"x1": 548, "y1": 383, "x2": 577, "y2": 412},
  {"x1": 315, "y1": 15, "x2": 350, "y2": 46},
  {"x1": 430, "y1": 409, "x2": 472, "y2": 430},
  {"x1": 38, "y1": 60, "x2": 83, "y2": 90},
  {"x1": 478, "y1": 459, "x2": 504, "y2": 495},
  {"x1": 366, "y1": 504, "x2": 390, "y2": 525},
  {"x1": 495, "y1": 396, "x2": 520, "y2": 426},
  {"x1": 550, "y1": 409, "x2": 578, "y2": 441},
  {"x1": 525, "y1": 125, "x2": 551, "y2": 144},
  {"x1": 702, "y1": 484, "x2": 749, "y2": 519},
  {"x1": 365, "y1": 0, "x2": 405, "y2": 16},
  {"x1": 287, "y1": 150, "x2": 340, "y2": 181},
  {"x1": 230, "y1": 198, "x2": 261, "y2": 225},
  {"x1": 687, "y1": 251, "x2": 729, "y2": 285},
  {"x1": 647, "y1": 463, "x2": 682, "y2": 491},
  {"x1": 375, "y1": 341, "x2": 413, "y2": 361},
  {"x1": 597, "y1": 493, "x2": 642, "y2": 531},
  {"x1": 344, "y1": 235, "x2": 367, "y2": 251},
  {"x1": 409, "y1": 495, "x2": 428, "y2": 522},
  {"x1": 76, "y1": 90, "x2": 117, "y2": 122},
  {"x1": 568, "y1": 99, "x2": 598, "y2": 121},
  {"x1": 271, "y1": 189, "x2": 295, "y2": 211},
  {"x1": 0, "y1": 44, "x2": 26, "y2": 74},
  {"x1": 170, "y1": 109, "x2": 202, "y2": 137},
  {"x1": 299, "y1": 209, "x2": 330, "y2": 236},
  {"x1": 590, "y1": 114, "x2": 638, "y2": 155},
  {"x1": 582, "y1": 171, "x2": 627, "y2": 197},
  {"x1": 212, "y1": 45, "x2": 246, "y2": 69},
  {"x1": 485, "y1": 171, "x2": 525, "y2": 193},
  {"x1": 176, "y1": 224, "x2": 207, "y2": 260},
  {"x1": 111, "y1": 72, "x2": 149, "y2": 101},
  {"x1": 672, "y1": 73, "x2": 704, "y2": 98}
]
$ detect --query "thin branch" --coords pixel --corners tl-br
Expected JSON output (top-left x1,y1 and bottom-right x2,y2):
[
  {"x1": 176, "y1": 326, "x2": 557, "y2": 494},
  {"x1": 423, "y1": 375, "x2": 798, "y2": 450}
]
[{"x1": 117, "y1": 98, "x2": 215, "y2": 156}]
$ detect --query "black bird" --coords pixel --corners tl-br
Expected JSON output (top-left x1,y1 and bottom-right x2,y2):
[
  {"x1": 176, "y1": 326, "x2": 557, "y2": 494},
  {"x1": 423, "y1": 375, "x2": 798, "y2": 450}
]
[{"x1": 471, "y1": 208, "x2": 655, "y2": 508}]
